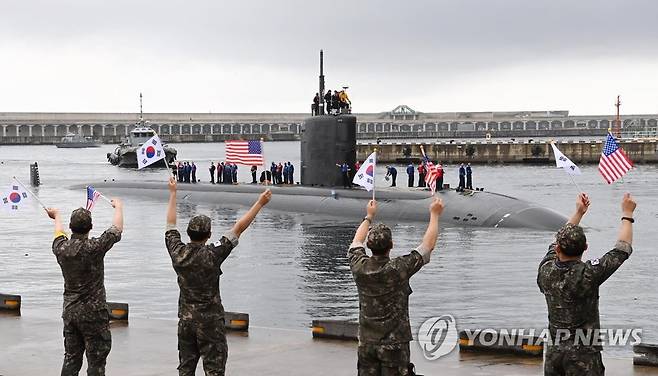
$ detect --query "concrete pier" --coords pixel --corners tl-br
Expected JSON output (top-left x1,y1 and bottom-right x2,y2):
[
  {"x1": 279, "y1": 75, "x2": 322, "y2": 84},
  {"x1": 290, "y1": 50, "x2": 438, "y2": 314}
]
[
  {"x1": 358, "y1": 139, "x2": 658, "y2": 164},
  {"x1": 2, "y1": 314, "x2": 658, "y2": 375}
]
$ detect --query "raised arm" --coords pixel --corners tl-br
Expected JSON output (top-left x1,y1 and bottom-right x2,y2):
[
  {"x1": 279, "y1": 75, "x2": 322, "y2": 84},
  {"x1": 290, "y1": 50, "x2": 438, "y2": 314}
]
[
  {"x1": 111, "y1": 198, "x2": 124, "y2": 232},
  {"x1": 45, "y1": 208, "x2": 65, "y2": 235},
  {"x1": 231, "y1": 189, "x2": 272, "y2": 237},
  {"x1": 416, "y1": 197, "x2": 444, "y2": 262},
  {"x1": 166, "y1": 177, "x2": 177, "y2": 228},
  {"x1": 618, "y1": 193, "x2": 636, "y2": 245},
  {"x1": 567, "y1": 192, "x2": 590, "y2": 226},
  {"x1": 351, "y1": 200, "x2": 377, "y2": 246}
]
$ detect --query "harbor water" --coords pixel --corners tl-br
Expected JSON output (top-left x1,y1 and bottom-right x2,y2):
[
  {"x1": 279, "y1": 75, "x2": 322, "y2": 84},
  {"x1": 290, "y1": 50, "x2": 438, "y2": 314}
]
[{"x1": 1, "y1": 141, "x2": 656, "y2": 358}]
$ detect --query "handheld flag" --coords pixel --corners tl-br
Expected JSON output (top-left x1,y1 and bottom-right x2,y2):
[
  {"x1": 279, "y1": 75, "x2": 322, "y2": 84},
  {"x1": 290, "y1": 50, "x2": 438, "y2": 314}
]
[
  {"x1": 353, "y1": 151, "x2": 376, "y2": 192},
  {"x1": 86, "y1": 186, "x2": 102, "y2": 211},
  {"x1": 226, "y1": 140, "x2": 264, "y2": 165},
  {"x1": 2, "y1": 179, "x2": 30, "y2": 212},
  {"x1": 420, "y1": 146, "x2": 439, "y2": 193},
  {"x1": 550, "y1": 143, "x2": 581, "y2": 175},
  {"x1": 598, "y1": 133, "x2": 633, "y2": 184},
  {"x1": 137, "y1": 134, "x2": 166, "y2": 169}
]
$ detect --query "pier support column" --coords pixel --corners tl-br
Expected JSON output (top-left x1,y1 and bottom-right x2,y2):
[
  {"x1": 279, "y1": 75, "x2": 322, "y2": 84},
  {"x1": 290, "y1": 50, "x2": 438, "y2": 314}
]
[
  {"x1": 90, "y1": 124, "x2": 95, "y2": 136},
  {"x1": 101, "y1": 125, "x2": 106, "y2": 137},
  {"x1": 65, "y1": 125, "x2": 71, "y2": 135},
  {"x1": 16, "y1": 125, "x2": 21, "y2": 137},
  {"x1": 112, "y1": 125, "x2": 117, "y2": 136},
  {"x1": 40, "y1": 125, "x2": 46, "y2": 137},
  {"x1": 28, "y1": 125, "x2": 33, "y2": 137},
  {"x1": 2, "y1": 125, "x2": 6, "y2": 137},
  {"x1": 210, "y1": 124, "x2": 215, "y2": 135},
  {"x1": 179, "y1": 124, "x2": 183, "y2": 135},
  {"x1": 523, "y1": 122, "x2": 527, "y2": 131},
  {"x1": 125, "y1": 126, "x2": 129, "y2": 136},
  {"x1": 169, "y1": 124, "x2": 173, "y2": 134},
  {"x1": 53, "y1": 125, "x2": 59, "y2": 137}
]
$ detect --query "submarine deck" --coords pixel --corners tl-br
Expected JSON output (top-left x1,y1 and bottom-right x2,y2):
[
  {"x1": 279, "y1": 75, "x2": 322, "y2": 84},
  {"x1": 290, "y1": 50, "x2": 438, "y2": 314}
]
[{"x1": 2, "y1": 314, "x2": 657, "y2": 375}]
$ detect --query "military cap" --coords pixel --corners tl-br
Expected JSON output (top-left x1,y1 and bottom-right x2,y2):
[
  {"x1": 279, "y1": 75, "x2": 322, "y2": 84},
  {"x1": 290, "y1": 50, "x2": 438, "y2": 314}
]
[
  {"x1": 367, "y1": 223, "x2": 393, "y2": 251},
  {"x1": 70, "y1": 208, "x2": 92, "y2": 231},
  {"x1": 556, "y1": 223, "x2": 587, "y2": 254},
  {"x1": 187, "y1": 215, "x2": 211, "y2": 233}
]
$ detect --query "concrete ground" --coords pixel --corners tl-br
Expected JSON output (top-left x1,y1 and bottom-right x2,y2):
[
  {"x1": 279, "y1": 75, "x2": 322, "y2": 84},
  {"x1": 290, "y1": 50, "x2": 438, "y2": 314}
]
[{"x1": 1, "y1": 313, "x2": 658, "y2": 376}]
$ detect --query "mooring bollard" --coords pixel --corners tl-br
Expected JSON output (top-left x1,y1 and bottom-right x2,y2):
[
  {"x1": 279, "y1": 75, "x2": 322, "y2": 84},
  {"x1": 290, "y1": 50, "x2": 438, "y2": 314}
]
[
  {"x1": 458, "y1": 330, "x2": 544, "y2": 356},
  {"x1": 225, "y1": 312, "x2": 249, "y2": 331},
  {"x1": 30, "y1": 162, "x2": 40, "y2": 187},
  {"x1": 0, "y1": 293, "x2": 22, "y2": 315},
  {"x1": 634, "y1": 343, "x2": 658, "y2": 367},
  {"x1": 106, "y1": 302, "x2": 129, "y2": 321},
  {"x1": 311, "y1": 320, "x2": 358, "y2": 340}
]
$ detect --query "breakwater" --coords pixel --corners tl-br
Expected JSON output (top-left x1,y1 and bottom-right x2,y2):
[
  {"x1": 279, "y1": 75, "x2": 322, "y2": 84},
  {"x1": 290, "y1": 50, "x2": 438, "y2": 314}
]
[{"x1": 357, "y1": 139, "x2": 658, "y2": 164}]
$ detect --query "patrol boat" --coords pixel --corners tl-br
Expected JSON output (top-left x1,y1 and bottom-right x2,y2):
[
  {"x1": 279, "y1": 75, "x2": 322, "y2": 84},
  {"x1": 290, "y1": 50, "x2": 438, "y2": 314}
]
[
  {"x1": 55, "y1": 133, "x2": 101, "y2": 148},
  {"x1": 106, "y1": 94, "x2": 177, "y2": 168},
  {"x1": 87, "y1": 51, "x2": 567, "y2": 230}
]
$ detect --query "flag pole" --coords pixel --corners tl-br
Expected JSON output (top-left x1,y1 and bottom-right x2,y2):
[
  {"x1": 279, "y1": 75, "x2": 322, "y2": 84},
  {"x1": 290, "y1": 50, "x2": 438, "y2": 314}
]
[
  {"x1": 260, "y1": 137, "x2": 268, "y2": 187},
  {"x1": 154, "y1": 131, "x2": 174, "y2": 179},
  {"x1": 13, "y1": 176, "x2": 47, "y2": 210},
  {"x1": 372, "y1": 148, "x2": 377, "y2": 201},
  {"x1": 567, "y1": 174, "x2": 584, "y2": 194}
]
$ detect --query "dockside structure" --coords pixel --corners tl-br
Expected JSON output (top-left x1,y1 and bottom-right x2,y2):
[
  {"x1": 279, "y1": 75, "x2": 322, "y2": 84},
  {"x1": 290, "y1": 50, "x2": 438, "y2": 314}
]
[{"x1": 1, "y1": 106, "x2": 657, "y2": 145}]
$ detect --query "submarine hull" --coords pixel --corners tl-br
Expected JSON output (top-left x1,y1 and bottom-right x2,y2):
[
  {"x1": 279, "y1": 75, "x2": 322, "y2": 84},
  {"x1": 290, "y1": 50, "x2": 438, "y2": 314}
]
[{"x1": 83, "y1": 181, "x2": 567, "y2": 231}]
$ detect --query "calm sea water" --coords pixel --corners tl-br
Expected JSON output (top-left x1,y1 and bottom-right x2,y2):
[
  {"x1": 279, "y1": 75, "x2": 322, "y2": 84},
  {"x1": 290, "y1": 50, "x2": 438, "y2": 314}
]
[{"x1": 1, "y1": 141, "x2": 656, "y2": 357}]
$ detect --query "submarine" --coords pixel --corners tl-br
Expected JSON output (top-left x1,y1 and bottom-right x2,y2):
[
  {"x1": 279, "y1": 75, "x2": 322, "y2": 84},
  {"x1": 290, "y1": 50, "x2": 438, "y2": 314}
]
[{"x1": 84, "y1": 51, "x2": 567, "y2": 231}]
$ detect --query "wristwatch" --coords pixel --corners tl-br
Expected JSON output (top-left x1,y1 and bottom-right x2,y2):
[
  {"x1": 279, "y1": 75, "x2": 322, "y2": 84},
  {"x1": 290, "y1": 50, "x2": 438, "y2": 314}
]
[
  {"x1": 363, "y1": 216, "x2": 372, "y2": 223},
  {"x1": 621, "y1": 217, "x2": 635, "y2": 223}
]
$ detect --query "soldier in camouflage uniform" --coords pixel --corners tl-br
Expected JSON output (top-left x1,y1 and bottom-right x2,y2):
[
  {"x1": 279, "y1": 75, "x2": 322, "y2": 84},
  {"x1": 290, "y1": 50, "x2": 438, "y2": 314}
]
[
  {"x1": 165, "y1": 177, "x2": 272, "y2": 375},
  {"x1": 348, "y1": 197, "x2": 444, "y2": 376},
  {"x1": 538, "y1": 192, "x2": 636, "y2": 376},
  {"x1": 46, "y1": 199, "x2": 124, "y2": 376}
]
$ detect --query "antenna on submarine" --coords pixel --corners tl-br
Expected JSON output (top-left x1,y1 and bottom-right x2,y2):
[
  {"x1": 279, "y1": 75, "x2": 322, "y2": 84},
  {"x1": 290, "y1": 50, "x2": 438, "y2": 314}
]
[{"x1": 319, "y1": 50, "x2": 325, "y2": 116}]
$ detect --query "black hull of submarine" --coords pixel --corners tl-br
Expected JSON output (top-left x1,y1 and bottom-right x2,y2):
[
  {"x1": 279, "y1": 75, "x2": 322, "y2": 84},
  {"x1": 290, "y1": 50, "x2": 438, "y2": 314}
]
[{"x1": 84, "y1": 181, "x2": 567, "y2": 231}]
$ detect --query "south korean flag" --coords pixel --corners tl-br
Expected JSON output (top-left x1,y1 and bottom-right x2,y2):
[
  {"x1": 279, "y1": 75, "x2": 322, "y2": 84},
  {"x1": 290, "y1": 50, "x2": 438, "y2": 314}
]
[
  {"x1": 353, "y1": 151, "x2": 377, "y2": 191},
  {"x1": 551, "y1": 142, "x2": 581, "y2": 176},
  {"x1": 2, "y1": 179, "x2": 30, "y2": 212},
  {"x1": 137, "y1": 134, "x2": 166, "y2": 169}
]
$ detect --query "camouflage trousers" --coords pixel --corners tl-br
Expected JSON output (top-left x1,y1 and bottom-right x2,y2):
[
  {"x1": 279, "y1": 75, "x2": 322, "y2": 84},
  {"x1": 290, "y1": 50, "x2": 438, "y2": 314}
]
[
  {"x1": 358, "y1": 342, "x2": 411, "y2": 376},
  {"x1": 61, "y1": 310, "x2": 112, "y2": 376},
  {"x1": 544, "y1": 346, "x2": 605, "y2": 376},
  {"x1": 177, "y1": 318, "x2": 228, "y2": 376}
]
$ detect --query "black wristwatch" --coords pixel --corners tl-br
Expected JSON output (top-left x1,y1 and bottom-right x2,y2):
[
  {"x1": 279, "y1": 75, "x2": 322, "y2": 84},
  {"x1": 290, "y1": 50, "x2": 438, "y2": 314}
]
[
  {"x1": 621, "y1": 216, "x2": 635, "y2": 223},
  {"x1": 363, "y1": 216, "x2": 372, "y2": 224}
]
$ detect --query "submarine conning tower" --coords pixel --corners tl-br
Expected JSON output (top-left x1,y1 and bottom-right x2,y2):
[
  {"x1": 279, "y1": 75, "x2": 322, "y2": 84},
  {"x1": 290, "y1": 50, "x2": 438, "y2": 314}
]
[
  {"x1": 300, "y1": 49, "x2": 357, "y2": 187},
  {"x1": 301, "y1": 114, "x2": 357, "y2": 187}
]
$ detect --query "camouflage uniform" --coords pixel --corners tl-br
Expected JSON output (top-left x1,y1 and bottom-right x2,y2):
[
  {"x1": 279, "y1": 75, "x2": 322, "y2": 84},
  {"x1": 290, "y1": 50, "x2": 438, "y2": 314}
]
[
  {"x1": 537, "y1": 224, "x2": 633, "y2": 376},
  {"x1": 52, "y1": 208, "x2": 122, "y2": 376},
  {"x1": 165, "y1": 215, "x2": 238, "y2": 376},
  {"x1": 348, "y1": 224, "x2": 429, "y2": 376}
]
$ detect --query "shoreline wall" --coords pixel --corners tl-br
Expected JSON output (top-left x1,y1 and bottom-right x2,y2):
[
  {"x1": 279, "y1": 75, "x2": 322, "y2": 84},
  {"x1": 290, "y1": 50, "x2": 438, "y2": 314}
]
[{"x1": 357, "y1": 140, "x2": 658, "y2": 164}]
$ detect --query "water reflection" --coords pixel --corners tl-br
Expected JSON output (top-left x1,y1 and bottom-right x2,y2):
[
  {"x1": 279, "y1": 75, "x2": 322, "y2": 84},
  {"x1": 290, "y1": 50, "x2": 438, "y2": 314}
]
[{"x1": 297, "y1": 222, "x2": 359, "y2": 321}]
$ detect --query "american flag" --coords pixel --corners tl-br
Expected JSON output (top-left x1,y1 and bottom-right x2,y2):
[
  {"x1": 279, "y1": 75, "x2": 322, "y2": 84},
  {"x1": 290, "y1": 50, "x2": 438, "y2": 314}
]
[
  {"x1": 598, "y1": 133, "x2": 633, "y2": 184},
  {"x1": 421, "y1": 152, "x2": 440, "y2": 193},
  {"x1": 225, "y1": 140, "x2": 264, "y2": 165},
  {"x1": 86, "y1": 186, "x2": 102, "y2": 211}
]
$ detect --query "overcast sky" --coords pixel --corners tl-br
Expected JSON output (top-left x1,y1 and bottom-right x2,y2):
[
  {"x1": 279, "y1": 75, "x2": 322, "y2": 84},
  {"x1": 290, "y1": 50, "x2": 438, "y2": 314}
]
[{"x1": 1, "y1": 0, "x2": 657, "y2": 115}]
